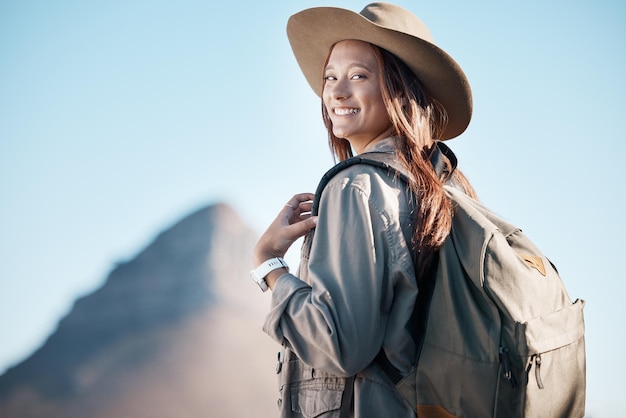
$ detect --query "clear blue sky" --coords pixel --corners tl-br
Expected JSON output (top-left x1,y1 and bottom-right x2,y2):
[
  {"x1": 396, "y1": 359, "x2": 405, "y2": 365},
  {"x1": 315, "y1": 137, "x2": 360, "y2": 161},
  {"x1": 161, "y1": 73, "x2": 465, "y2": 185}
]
[{"x1": 1, "y1": 0, "x2": 624, "y2": 415}]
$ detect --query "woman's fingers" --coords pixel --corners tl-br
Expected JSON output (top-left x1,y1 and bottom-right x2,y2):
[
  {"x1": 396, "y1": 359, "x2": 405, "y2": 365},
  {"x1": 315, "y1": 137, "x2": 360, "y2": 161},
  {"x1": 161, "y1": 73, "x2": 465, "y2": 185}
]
[
  {"x1": 298, "y1": 201, "x2": 313, "y2": 212},
  {"x1": 283, "y1": 194, "x2": 315, "y2": 224},
  {"x1": 283, "y1": 214, "x2": 318, "y2": 241},
  {"x1": 253, "y1": 193, "x2": 318, "y2": 264},
  {"x1": 284, "y1": 193, "x2": 315, "y2": 210}
]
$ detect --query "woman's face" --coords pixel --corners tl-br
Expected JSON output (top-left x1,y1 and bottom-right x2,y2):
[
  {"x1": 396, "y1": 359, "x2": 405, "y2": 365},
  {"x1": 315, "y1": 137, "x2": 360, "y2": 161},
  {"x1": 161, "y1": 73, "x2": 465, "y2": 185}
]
[{"x1": 322, "y1": 40, "x2": 391, "y2": 154}]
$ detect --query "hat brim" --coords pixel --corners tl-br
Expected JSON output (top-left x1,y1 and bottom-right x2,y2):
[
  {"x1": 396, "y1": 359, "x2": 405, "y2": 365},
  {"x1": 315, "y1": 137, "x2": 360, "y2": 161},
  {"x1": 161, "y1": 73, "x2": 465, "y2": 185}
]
[{"x1": 287, "y1": 7, "x2": 472, "y2": 140}]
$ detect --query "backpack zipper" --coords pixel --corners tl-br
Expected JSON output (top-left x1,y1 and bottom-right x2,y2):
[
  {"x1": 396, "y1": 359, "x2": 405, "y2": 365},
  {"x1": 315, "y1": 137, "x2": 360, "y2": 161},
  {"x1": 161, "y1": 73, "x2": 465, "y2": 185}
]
[
  {"x1": 535, "y1": 355, "x2": 544, "y2": 389},
  {"x1": 526, "y1": 354, "x2": 545, "y2": 389},
  {"x1": 499, "y1": 346, "x2": 517, "y2": 388}
]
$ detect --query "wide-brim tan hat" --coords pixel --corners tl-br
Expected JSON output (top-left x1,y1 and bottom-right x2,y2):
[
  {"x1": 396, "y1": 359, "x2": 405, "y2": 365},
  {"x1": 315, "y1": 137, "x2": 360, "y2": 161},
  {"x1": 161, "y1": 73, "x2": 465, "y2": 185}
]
[{"x1": 287, "y1": 2, "x2": 472, "y2": 140}]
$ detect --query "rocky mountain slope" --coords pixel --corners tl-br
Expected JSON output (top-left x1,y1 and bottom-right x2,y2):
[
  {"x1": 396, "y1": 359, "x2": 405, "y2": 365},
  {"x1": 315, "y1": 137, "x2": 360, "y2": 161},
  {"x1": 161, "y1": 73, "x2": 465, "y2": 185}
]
[{"x1": 0, "y1": 203, "x2": 280, "y2": 418}]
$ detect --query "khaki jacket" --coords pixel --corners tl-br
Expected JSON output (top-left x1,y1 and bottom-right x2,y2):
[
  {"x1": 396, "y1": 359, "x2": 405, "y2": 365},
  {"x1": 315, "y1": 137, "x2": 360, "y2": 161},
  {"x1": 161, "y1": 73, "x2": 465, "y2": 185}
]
[{"x1": 263, "y1": 138, "x2": 455, "y2": 417}]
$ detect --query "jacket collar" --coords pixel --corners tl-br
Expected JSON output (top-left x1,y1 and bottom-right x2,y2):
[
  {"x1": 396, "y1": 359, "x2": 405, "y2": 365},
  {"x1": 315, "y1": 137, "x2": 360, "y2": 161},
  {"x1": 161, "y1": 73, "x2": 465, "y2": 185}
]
[{"x1": 428, "y1": 141, "x2": 458, "y2": 183}]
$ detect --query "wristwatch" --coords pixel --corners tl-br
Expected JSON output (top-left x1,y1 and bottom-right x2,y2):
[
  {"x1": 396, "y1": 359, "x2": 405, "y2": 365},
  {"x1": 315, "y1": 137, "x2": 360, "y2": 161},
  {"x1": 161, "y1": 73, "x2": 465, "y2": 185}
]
[{"x1": 250, "y1": 257, "x2": 289, "y2": 292}]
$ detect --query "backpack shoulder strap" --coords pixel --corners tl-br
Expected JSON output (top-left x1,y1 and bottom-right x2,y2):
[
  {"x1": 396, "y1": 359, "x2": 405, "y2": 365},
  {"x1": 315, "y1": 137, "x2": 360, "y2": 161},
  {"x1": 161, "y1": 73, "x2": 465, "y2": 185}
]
[
  {"x1": 311, "y1": 153, "x2": 409, "y2": 216},
  {"x1": 311, "y1": 141, "x2": 458, "y2": 216}
]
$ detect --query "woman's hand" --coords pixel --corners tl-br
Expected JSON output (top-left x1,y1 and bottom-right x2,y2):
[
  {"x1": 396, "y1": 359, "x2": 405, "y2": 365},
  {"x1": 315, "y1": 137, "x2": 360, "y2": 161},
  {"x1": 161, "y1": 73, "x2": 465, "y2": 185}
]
[{"x1": 253, "y1": 193, "x2": 318, "y2": 288}]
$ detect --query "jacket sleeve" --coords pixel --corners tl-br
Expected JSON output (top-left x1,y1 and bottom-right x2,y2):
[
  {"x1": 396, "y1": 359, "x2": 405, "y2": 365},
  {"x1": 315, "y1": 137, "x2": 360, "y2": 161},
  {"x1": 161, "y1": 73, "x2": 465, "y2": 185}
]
[{"x1": 262, "y1": 173, "x2": 402, "y2": 376}]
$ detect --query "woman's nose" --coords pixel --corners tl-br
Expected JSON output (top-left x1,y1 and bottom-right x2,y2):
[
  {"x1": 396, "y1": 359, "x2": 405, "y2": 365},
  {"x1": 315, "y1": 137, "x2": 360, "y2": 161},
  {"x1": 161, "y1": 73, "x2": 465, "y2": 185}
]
[{"x1": 326, "y1": 78, "x2": 350, "y2": 100}]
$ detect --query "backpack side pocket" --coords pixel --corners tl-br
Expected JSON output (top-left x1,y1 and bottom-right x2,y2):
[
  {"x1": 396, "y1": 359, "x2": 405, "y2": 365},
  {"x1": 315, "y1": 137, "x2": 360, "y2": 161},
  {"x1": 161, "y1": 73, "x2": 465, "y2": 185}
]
[{"x1": 495, "y1": 299, "x2": 586, "y2": 418}]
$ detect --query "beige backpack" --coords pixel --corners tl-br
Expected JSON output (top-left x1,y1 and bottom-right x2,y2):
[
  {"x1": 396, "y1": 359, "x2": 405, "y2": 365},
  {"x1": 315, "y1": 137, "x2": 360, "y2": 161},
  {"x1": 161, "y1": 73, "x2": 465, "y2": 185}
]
[
  {"x1": 397, "y1": 185, "x2": 586, "y2": 418},
  {"x1": 314, "y1": 151, "x2": 586, "y2": 417}
]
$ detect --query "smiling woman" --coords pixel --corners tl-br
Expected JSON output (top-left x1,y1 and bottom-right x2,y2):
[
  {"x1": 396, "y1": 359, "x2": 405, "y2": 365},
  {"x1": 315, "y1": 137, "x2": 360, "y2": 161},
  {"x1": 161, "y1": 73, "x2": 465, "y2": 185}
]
[
  {"x1": 249, "y1": 3, "x2": 478, "y2": 417},
  {"x1": 322, "y1": 40, "x2": 392, "y2": 153}
]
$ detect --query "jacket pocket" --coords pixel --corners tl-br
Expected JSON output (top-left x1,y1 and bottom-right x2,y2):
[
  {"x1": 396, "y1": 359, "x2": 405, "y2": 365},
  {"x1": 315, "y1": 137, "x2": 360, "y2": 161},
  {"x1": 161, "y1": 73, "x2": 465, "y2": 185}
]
[
  {"x1": 290, "y1": 380, "x2": 344, "y2": 418},
  {"x1": 280, "y1": 357, "x2": 346, "y2": 418}
]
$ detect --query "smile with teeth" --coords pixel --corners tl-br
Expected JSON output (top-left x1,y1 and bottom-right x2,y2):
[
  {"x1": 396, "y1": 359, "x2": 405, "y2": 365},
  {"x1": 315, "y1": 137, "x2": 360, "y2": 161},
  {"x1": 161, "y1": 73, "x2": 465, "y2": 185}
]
[{"x1": 334, "y1": 108, "x2": 360, "y2": 115}]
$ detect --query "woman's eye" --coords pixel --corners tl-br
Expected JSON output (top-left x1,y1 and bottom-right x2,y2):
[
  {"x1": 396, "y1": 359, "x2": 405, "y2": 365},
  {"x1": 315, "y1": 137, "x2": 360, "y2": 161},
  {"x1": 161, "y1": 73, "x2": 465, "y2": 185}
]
[
  {"x1": 351, "y1": 73, "x2": 366, "y2": 80},
  {"x1": 324, "y1": 75, "x2": 336, "y2": 81}
]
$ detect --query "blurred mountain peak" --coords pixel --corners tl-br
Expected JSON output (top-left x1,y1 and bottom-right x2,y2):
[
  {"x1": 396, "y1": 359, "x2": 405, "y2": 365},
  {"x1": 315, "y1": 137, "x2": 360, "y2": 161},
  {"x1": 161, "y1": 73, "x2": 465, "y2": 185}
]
[{"x1": 0, "y1": 202, "x2": 278, "y2": 418}]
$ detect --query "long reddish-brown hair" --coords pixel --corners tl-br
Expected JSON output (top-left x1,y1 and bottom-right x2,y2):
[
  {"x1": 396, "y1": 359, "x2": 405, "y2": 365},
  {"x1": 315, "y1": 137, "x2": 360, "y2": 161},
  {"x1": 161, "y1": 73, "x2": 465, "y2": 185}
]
[{"x1": 321, "y1": 43, "x2": 477, "y2": 280}]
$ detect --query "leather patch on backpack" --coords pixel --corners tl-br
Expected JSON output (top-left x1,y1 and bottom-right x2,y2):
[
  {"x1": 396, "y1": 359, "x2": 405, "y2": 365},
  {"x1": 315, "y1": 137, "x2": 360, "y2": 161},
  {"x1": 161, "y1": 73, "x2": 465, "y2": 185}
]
[
  {"x1": 417, "y1": 404, "x2": 458, "y2": 418},
  {"x1": 519, "y1": 253, "x2": 546, "y2": 276}
]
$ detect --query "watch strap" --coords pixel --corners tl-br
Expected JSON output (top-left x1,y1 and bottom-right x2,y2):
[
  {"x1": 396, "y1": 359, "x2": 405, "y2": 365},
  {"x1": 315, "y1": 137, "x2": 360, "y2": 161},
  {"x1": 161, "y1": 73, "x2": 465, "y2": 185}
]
[{"x1": 250, "y1": 257, "x2": 289, "y2": 292}]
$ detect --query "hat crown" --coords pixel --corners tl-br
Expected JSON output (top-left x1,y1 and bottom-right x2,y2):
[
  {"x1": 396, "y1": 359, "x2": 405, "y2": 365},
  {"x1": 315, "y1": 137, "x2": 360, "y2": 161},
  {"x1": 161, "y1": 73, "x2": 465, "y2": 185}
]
[{"x1": 359, "y1": 2, "x2": 433, "y2": 43}]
